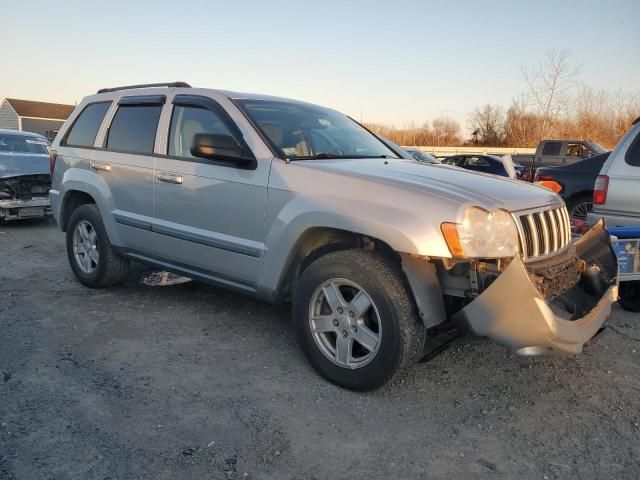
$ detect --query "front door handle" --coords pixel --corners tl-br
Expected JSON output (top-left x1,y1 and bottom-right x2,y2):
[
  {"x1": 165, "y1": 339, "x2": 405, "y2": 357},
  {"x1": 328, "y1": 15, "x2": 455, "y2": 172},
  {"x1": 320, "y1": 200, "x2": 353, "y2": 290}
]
[
  {"x1": 157, "y1": 172, "x2": 184, "y2": 185},
  {"x1": 91, "y1": 160, "x2": 111, "y2": 172}
]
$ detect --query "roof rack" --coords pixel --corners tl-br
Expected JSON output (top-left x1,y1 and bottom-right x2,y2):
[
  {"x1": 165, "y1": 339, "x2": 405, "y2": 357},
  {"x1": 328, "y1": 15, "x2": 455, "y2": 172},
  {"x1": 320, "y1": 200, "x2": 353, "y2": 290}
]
[{"x1": 97, "y1": 82, "x2": 191, "y2": 94}]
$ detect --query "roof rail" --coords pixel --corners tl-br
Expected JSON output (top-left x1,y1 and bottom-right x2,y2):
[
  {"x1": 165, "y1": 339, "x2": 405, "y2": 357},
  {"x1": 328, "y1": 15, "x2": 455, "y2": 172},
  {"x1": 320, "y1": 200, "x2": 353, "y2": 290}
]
[{"x1": 97, "y1": 82, "x2": 191, "y2": 94}]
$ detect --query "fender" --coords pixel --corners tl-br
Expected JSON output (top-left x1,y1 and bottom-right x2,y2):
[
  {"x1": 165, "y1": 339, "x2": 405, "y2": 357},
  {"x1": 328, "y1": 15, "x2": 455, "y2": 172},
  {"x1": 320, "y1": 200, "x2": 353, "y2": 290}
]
[
  {"x1": 59, "y1": 166, "x2": 123, "y2": 247},
  {"x1": 258, "y1": 186, "x2": 452, "y2": 299}
]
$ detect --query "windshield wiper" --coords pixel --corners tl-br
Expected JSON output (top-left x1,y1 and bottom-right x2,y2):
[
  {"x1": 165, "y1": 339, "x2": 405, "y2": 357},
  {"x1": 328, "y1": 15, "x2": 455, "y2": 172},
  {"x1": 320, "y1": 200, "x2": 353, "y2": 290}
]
[
  {"x1": 290, "y1": 153, "x2": 397, "y2": 161},
  {"x1": 290, "y1": 153, "x2": 354, "y2": 160}
]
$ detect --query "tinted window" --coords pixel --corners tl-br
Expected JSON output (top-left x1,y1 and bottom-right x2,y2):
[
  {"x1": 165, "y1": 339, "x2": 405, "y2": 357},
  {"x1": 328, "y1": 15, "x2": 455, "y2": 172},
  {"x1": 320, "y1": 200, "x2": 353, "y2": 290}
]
[
  {"x1": 64, "y1": 102, "x2": 110, "y2": 147},
  {"x1": 625, "y1": 130, "x2": 640, "y2": 167},
  {"x1": 168, "y1": 105, "x2": 235, "y2": 158},
  {"x1": 106, "y1": 105, "x2": 162, "y2": 154},
  {"x1": 541, "y1": 141, "x2": 562, "y2": 156}
]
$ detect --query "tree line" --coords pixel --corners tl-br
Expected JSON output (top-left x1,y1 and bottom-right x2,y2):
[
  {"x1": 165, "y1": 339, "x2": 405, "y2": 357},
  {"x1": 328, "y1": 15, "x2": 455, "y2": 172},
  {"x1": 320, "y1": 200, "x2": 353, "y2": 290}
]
[{"x1": 366, "y1": 49, "x2": 639, "y2": 149}]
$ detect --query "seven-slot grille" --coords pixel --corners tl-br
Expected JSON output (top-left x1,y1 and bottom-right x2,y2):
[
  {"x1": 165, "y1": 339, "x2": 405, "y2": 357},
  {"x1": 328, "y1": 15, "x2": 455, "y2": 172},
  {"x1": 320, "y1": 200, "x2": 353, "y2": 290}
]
[{"x1": 515, "y1": 206, "x2": 572, "y2": 261}]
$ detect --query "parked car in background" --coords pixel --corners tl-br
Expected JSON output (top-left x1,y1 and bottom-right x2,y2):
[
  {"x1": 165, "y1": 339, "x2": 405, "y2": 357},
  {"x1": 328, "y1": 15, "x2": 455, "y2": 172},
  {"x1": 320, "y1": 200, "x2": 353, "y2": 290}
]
[
  {"x1": 534, "y1": 152, "x2": 610, "y2": 222},
  {"x1": 0, "y1": 129, "x2": 52, "y2": 221},
  {"x1": 587, "y1": 118, "x2": 640, "y2": 228},
  {"x1": 442, "y1": 154, "x2": 511, "y2": 177},
  {"x1": 403, "y1": 148, "x2": 441, "y2": 164},
  {"x1": 512, "y1": 140, "x2": 608, "y2": 172},
  {"x1": 50, "y1": 82, "x2": 618, "y2": 391},
  {"x1": 512, "y1": 162, "x2": 529, "y2": 180}
]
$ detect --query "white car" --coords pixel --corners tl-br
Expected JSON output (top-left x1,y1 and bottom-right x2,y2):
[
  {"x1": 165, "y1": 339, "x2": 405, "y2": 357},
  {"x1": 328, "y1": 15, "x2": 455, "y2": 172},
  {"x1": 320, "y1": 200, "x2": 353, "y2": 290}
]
[{"x1": 50, "y1": 82, "x2": 618, "y2": 390}]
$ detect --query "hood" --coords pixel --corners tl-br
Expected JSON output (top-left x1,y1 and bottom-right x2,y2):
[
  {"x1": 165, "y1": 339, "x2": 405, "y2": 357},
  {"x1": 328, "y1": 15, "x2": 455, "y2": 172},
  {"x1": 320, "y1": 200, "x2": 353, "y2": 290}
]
[
  {"x1": 0, "y1": 153, "x2": 50, "y2": 179},
  {"x1": 298, "y1": 158, "x2": 563, "y2": 212}
]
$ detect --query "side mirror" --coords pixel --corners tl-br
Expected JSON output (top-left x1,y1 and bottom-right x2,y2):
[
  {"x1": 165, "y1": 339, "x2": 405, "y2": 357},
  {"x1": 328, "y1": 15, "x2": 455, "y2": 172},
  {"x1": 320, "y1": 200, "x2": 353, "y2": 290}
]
[{"x1": 190, "y1": 133, "x2": 253, "y2": 166}]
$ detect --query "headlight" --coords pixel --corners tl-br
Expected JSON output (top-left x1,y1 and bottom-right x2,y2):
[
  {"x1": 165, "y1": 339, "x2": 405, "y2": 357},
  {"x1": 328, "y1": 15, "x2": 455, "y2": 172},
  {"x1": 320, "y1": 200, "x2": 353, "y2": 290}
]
[{"x1": 441, "y1": 207, "x2": 519, "y2": 258}]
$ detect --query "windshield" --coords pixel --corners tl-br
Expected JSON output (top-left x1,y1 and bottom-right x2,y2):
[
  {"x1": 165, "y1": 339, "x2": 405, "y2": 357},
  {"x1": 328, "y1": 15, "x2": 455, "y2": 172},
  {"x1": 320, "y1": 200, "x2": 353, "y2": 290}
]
[
  {"x1": 0, "y1": 133, "x2": 49, "y2": 154},
  {"x1": 236, "y1": 99, "x2": 399, "y2": 160},
  {"x1": 408, "y1": 150, "x2": 441, "y2": 164}
]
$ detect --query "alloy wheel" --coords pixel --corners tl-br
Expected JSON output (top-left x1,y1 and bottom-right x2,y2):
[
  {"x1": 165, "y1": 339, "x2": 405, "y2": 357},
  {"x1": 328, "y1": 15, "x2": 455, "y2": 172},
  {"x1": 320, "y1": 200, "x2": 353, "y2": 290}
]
[
  {"x1": 308, "y1": 278, "x2": 382, "y2": 369},
  {"x1": 73, "y1": 220, "x2": 99, "y2": 274}
]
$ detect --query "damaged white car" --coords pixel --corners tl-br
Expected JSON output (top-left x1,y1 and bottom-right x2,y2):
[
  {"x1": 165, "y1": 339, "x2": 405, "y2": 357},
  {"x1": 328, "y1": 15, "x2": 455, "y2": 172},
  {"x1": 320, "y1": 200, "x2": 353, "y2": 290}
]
[{"x1": 0, "y1": 129, "x2": 52, "y2": 221}]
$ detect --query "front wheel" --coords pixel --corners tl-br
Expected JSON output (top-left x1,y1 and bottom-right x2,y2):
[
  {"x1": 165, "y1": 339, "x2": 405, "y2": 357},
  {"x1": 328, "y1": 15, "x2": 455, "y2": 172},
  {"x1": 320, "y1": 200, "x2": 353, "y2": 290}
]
[{"x1": 293, "y1": 250, "x2": 426, "y2": 391}]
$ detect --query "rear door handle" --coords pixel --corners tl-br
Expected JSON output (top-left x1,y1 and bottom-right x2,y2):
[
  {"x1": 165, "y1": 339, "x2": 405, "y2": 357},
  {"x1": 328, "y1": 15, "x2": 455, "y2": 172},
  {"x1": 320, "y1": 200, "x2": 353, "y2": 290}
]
[
  {"x1": 157, "y1": 172, "x2": 184, "y2": 185},
  {"x1": 91, "y1": 160, "x2": 111, "y2": 172}
]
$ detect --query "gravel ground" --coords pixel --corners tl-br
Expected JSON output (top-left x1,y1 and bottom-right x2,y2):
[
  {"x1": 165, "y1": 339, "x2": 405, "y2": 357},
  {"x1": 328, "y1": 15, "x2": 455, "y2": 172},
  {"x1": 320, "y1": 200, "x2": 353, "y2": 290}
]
[{"x1": 1, "y1": 219, "x2": 639, "y2": 480}]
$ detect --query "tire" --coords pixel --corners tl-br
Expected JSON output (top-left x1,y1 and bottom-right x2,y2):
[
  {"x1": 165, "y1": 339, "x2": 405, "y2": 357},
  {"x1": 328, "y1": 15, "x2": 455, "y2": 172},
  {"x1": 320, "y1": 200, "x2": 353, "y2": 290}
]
[
  {"x1": 619, "y1": 281, "x2": 640, "y2": 313},
  {"x1": 293, "y1": 249, "x2": 426, "y2": 391},
  {"x1": 567, "y1": 195, "x2": 593, "y2": 223},
  {"x1": 66, "y1": 204, "x2": 129, "y2": 288}
]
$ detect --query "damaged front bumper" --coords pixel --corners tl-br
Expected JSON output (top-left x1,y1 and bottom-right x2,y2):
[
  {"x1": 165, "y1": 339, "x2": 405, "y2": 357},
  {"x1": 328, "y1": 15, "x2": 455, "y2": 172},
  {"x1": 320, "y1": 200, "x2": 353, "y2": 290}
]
[
  {"x1": 453, "y1": 220, "x2": 618, "y2": 354},
  {"x1": 0, "y1": 197, "x2": 51, "y2": 220}
]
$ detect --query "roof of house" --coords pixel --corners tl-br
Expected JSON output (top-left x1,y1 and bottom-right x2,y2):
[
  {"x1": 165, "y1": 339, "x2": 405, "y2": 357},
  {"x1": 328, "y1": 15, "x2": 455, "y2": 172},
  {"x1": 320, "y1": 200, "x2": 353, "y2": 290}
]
[{"x1": 3, "y1": 98, "x2": 75, "y2": 120}]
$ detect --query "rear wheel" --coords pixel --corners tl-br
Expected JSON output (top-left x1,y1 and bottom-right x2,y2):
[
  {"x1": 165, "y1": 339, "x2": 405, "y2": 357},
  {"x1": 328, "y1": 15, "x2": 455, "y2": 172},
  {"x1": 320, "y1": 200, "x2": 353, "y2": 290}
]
[
  {"x1": 293, "y1": 249, "x2": 426, "y2": 391},
  {"x1": 619, "y1": 281, "x2": 640, "y2": 313},
  {"x1": 66, "y1": 204, "x2": 129, "y2": 288}
]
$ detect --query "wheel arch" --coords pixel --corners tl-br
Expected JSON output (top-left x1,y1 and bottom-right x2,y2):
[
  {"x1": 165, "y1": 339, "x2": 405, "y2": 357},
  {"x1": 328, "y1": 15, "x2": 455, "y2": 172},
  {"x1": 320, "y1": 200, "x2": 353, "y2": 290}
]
[
  {"x1": 58, "y1": 169, "x2": 122, "y2": 246},
  {"x1": 60, "y1": 190, "x2": 96, "y2": 232},
  {"x1": 266, "y1": 226, "x2": 447, "y2": 329},
  {"x1": 270, "y1": 227, "x2": 393, "y2": 302}
]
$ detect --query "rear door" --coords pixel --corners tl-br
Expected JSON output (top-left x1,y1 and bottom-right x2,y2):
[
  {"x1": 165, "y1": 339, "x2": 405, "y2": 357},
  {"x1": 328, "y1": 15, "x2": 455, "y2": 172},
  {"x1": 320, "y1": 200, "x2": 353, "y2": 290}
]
[
  {"x1": 91, "y1": 94, "x2": 164, "y2": 251},
  {"x1": 601, "y1": 124, "x2": 640, "y2": 225},
  {"x1": 150, "y1": 91, "x2": 271, "y2": 291}
]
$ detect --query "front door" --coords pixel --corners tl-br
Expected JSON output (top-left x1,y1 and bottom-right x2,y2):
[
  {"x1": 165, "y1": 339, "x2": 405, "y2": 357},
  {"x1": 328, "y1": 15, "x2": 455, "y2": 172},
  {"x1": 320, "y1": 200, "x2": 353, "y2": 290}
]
[{"x1": 151, "y1": 93, "x2": 270, "y2": 291}]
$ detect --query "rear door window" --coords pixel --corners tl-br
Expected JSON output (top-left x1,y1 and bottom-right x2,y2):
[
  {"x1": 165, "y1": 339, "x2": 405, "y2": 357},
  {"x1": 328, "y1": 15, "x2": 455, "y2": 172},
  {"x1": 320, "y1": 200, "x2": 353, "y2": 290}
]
[
  {"x1": 64, "y1": 102, "x2": 111, "y2": 148},
  {"x1": 541, "y1": 141, "x2": 562, "y2": 156},
  {"x1": 106, "y1": 103, "x2": 163, "y2": 154}
]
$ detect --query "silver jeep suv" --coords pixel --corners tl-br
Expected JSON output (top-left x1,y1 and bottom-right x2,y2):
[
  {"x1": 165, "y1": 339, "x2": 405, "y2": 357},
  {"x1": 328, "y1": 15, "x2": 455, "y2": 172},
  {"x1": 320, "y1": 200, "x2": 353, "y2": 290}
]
[{"x1": 50, "y1": 82, "x2": 618, "y2": 390}]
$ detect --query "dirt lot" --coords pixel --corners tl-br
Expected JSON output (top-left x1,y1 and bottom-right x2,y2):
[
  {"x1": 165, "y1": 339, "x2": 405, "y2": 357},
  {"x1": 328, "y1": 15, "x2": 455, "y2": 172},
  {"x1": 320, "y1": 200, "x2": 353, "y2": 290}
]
[{"x1": 1, "y1": 219, "x2": 639, "y2": 479}]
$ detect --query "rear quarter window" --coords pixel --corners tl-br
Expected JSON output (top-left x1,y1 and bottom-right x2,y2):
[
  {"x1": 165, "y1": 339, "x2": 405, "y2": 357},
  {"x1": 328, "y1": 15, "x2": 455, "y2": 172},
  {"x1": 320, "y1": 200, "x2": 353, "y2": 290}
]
[
  {"x1": 63, "y1": 102, "x2": 111, "y2": 148},
  {"x1": 625, "y1": 130, "x2": 640, "y2": 167},
  {"x1": 106, "y1": 104, "x2": 163, "y2": 154},
  {"x1": 541, "y1": 141, "x2": 562, "y2": 156}
]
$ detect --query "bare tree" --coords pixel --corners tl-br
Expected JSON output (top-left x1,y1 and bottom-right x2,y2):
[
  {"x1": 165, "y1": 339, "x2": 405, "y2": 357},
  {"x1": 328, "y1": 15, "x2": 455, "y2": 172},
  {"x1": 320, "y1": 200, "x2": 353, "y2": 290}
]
[
  {"x1": 504, "y1": 95, "x2": 540, "y2": 147},
  {"x1": 432, "y1": 117, "x2": 462, "y2": 146},
  {"x1": 468, "y1": 104, "x2": 505, "y2": 145},
  {"x1": 521, "y1": 48, "x2": 582, "y2": 138}
]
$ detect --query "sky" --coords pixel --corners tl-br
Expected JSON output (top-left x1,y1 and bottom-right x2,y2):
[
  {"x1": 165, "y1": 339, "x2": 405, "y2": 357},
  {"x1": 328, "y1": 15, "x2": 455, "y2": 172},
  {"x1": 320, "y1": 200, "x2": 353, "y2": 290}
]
[{"x1": 1, "y1": 0, "x2": 639, "y2": 130}]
